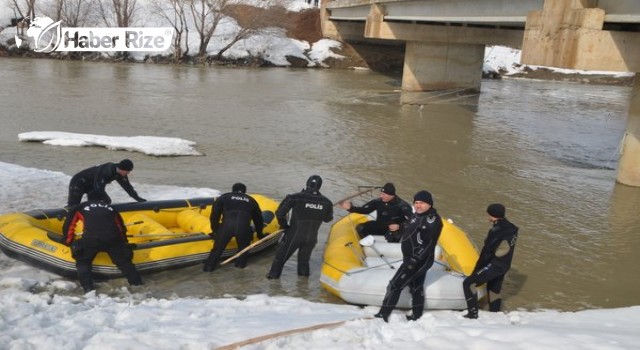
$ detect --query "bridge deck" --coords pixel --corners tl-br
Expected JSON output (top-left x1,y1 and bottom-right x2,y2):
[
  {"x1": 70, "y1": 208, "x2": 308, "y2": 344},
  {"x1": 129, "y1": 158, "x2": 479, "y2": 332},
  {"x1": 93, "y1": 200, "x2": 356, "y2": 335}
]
[{"x1": 326, "y1": 0, "x2": 640, "y2": 27}]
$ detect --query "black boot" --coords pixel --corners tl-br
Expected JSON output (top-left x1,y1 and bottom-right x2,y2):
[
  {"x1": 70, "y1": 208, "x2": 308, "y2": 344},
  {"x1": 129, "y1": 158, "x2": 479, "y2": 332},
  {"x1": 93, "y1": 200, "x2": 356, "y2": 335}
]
[
  {"x1": 266, "y1": 273, "x2": 279, "y2": 279},
  {"x1": 374, "y1": 312, "x2": 389, "y2": 323},
  {"x1": 489, "y1": 298, "x2": 502, "y2": 312},
  {"x1": 464, "y1": 292, "x2": 479, "y2": 319},
  {"x1": 463, "y1": 308, "x2": 478, "y2": 319},
  {"x1": 405, "y1": 314, "x2": 421, "y2": 321},
  {"x1": 82, "y1": 284, "x2": 95, "y2": 293}
]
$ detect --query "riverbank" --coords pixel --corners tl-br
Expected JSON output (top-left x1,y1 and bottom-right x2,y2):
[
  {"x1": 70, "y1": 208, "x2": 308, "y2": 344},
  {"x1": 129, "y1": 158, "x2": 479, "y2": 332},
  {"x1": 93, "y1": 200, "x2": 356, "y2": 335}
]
[{"x1": 0, "y1": 5, "x2": 634, "y2": 85}]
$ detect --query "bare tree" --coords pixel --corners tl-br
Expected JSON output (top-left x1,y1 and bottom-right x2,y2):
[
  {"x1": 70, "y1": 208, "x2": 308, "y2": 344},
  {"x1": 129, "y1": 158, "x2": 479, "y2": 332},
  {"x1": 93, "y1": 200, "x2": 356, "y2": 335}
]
[
  {"x1": 48, "y1": 0, "x2": 93, "y2": 27},
  {"x1": 151, "y1": 0, "x2": 190, "y2": 62},
  {"x1": 9, "y1": 0, "x2": 37, "y2": 40},
  {"x1": 188, "y1": 0, "x2": 227, "y2": 61},
  {"x1": 97, "y1": 0, "x2": 138, "y2": 27},
  {"x1": 214, "y1": 0, "x2": 287, "y2": 61},
  {"x1": 10, "y1": 0, "x2": 37, "y2": 20}
]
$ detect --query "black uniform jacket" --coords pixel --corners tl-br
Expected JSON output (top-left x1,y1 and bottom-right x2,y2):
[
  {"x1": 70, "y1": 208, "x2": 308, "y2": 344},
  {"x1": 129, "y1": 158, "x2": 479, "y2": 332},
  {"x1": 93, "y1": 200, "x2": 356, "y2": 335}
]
[
  {"x1": 348, "y1": 196, "x2": 413, "y2": 226},
  {"x1": 62, "y1": 200, "x2": 127, "y2": 246},
  {"x1": 473, "y1": 218, "x2": 519, "y2": 273},
  {"x1": 210, "y1": 192, "x2": 264, "y2": 236},
  {"x1": 70, "y1": 162, "x2": 142, "y2": 201},
  {"x1": 275, "y1": 189, "x2": 333, "y2": 234},
  {"x1": 400, "y1": 207, "x2": 443, "y2": 264}
]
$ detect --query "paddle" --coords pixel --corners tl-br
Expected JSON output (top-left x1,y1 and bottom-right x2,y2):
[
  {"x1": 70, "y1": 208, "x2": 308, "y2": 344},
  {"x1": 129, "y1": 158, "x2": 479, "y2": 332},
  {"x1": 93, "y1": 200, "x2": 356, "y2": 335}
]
[
  {"x1": 332, "y1": 187, "x2": 379, "y2": 206},
  {"x1": 359, "y1": 235, "x2": 395, "y2": 269},
  {"x1": 345, "y1": 241, "x2": 365, "y2": 265},
  {"x1": 220, "y1": 230, "x2": 283, "y2": 265}
]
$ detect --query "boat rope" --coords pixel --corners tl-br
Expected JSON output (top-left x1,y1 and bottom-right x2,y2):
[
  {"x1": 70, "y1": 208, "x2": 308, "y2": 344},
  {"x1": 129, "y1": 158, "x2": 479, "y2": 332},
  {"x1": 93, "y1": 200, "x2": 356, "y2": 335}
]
[
  {"x1": 153, "y1": 206, "x2": 205, "y2": 213},
  {"x1": 321, "y1": 258, "x2": 403, "y2": 276},
  {"x1": 216, "y1": 317, "x2": 372, "y2": 350}
]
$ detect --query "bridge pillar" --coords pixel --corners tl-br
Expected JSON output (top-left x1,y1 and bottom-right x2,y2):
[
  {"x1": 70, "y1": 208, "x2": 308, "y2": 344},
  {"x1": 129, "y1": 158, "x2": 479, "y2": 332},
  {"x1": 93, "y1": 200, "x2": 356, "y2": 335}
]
[
  {"x1": 402, "y1": 42, "x2": 484, "y2": 92},
  {"x1": 617, "y1": 78, "x2": 640, "y2": 187}
]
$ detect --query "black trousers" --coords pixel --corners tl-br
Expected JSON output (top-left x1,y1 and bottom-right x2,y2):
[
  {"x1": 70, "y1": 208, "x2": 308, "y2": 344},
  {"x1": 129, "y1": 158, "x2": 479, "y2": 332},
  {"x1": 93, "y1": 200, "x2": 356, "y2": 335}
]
[
  {"x1": 204, "y1": 228, "x2": 253, "y2": 270},
  {"x1": 462, "y1": 263, "x2": 507, "y2": 313},
  {"x1": 68, "y1": 180, "x2": 111, "y2": 206},
  {"x1": 377, "y1": 260, "x2": 431, "y2": 318},
  {"x1": 73, "y1": 238, "x2": 142, "y2": 290},
  {"x1": 267, "y1": 229, "x2": 317, "y2": 278}
]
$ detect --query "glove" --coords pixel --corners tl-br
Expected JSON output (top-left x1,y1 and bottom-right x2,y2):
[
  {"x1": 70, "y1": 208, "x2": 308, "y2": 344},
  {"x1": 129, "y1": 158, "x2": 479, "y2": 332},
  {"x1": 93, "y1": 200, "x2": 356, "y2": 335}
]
[
  {"x1": 406, "y1": 257, "x2": 418, "y2": 270},
  {"x1": 384, "y1": 231, "x2": 400, "y2": 243},
  {"x1": 70, "y1": 241, "x2": 83, "y2": 259},
  {"x1": 208, "y1": 232, "x2": 216, "y2": 239},
  {"x1": 127, "y1": 243, "x2": 138, "y2": 249},
  {"x1": 256, "y1": 232, "x2": 267, "y2": 240},
  {"x1": 136, "y1": 197, "x2": 147, "y2": 202}
]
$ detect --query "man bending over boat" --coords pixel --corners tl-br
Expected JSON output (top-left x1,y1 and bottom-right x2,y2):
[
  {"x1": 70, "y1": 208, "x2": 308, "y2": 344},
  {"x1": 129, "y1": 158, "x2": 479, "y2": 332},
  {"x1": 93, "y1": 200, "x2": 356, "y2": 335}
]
[
  {"x1": 462, "y1": 203, "x2": 518, "y2": 319},
  {"x1": 266, "y1": 175, "x2": 333, "y2": 279},
  {"x1": 67, "y1": 159, "x2": 146, "y2": 206},
  {"x1": 62, "y1": 192, "x2": 143, "y2": 293},
  {"x1": 374, "y1": 190, "x2": 443, "y2": 322},
  {"x1": 339, "y1": 182, "x2": 412, "y2": 242},
  {"x1": 203, "y1": 183, "x2": 265, "y2": 272}
]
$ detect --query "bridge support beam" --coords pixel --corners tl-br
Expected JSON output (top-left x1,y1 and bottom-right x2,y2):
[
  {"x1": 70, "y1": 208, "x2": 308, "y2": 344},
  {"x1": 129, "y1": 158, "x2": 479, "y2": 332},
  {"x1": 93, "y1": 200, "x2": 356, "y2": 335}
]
[
  {"x1": 402, "y1": 42, "x2": 484, "y2": 92},
  {"x1": 617, "y1": 78, "x2": 640, "y2": 187}
]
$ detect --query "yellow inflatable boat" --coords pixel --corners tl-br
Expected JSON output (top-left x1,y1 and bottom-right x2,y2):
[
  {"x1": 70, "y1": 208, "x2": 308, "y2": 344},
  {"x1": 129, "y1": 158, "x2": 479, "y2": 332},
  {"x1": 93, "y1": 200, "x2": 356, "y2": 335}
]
[
  {"x1": 320, "y1": 213, "x2": 485, "y2": 310},
  {"x1": 0, "y1": 196, "x2": 282, "y2": 279}
]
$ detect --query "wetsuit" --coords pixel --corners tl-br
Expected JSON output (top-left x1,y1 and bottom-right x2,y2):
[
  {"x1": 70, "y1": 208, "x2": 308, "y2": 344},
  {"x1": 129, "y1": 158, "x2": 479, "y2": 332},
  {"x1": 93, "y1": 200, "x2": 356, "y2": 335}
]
[
  {"x1": 203, "y1": 191, "x2": 264, "y2": 271},
  {"x1": 67, "y1": 162, "x2": 144, "y2": 206},
  {"x1": 376, "y1": 206, "x2": 443, "y2": 320},
  {"x1": 266, "y1": 188, "x2": 333, "y2": 278},
  {"x1": 347, "y1": 196, "x2": 412, "y2": 241},
  {"x1": 63, "y1": 200, "x2": 142, "y2": 292},
  {"x1": 463, "y1": 217, "x2": 518, "y2": 316}
]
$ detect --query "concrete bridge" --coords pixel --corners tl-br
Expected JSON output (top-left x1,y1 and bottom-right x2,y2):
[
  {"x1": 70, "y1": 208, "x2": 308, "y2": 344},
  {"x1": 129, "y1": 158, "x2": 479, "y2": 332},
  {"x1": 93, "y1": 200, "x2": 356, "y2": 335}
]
[{"x1": 321, "y1": 0, "x2": 640, "y2": 187}]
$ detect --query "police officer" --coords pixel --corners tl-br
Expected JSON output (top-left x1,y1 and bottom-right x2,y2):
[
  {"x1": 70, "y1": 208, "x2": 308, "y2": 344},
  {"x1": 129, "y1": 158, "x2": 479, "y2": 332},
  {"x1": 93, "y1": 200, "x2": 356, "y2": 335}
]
[
  {"x1": 62, "y1": 192, "x2": 142, "y2": 292},
  {"x1": 374, "y1": 190, "x2": 443, "y2": 322},
  {"x1": 462, "y1": 203, "x2": 519, "y2": 319},
  {"x1": 266, "y1": 175, "x2": 333, "y2": 279},
  {"x1": 67, "y1": 159, "x2": 146, "y2": 206},
  {"x1": 203, "y1": 183, "x2": 265, "y2": 272},
  {"x1": 339, "y1": 182, "x2": 412, "y2": 242}
]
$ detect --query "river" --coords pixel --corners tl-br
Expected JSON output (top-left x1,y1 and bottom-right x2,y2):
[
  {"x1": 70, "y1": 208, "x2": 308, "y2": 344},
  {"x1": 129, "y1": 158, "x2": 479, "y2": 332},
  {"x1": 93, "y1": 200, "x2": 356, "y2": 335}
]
[{"x1": 1, "y1": 57, "x2": 639, "y2": 312}]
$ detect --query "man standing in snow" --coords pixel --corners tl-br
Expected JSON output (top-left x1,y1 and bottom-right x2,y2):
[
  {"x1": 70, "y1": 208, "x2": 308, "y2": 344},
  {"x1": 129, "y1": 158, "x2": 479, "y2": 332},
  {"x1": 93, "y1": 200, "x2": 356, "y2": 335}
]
[
  {"x1": 62, "y1": 193, "x2": 143, "y2": 292},
  {"x1": 67, "y1": 159, "x2": 146, "y2": 206},
  {"x1": 462, "y1": 203, "x2": 519, "y2": 319},
  {"x1": 203, "y1": 183, "x2": 265, "y2": 272},
  {"x1": 266, "y1": 175, "x2": 333, "y2": 279},
  {"x1": 374, "y1": 190, "x2": 442, "y2": 322}
]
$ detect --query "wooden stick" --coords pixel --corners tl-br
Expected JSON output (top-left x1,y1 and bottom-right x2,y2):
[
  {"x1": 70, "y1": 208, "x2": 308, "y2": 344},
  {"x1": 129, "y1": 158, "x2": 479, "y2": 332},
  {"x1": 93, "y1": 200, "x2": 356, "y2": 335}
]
[{"x1": 220, "y1": 230, "x2": 283, "y2": 265}]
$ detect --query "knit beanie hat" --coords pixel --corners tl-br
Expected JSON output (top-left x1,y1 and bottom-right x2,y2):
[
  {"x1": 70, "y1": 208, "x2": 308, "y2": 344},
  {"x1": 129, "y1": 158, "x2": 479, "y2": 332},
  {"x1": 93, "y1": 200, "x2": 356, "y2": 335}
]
[
  {"x1": 381, "y1": 183, "x2": 396, "y2": 196},
  {"x1": 413, "y1": 190, "x2": 433, "y2": 205},
  {"x1": 118, "y1": 159, "x2": 134, "y2": 171},
  {"x1": 487, "y1": 203, "x2": 506, "y2": 218}
]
